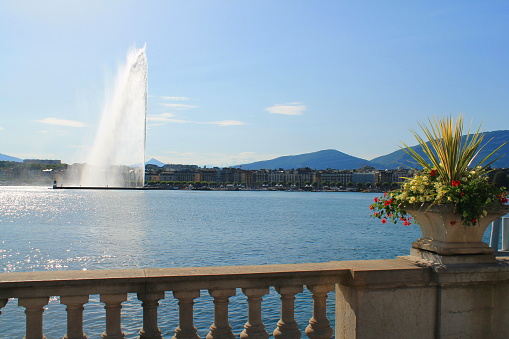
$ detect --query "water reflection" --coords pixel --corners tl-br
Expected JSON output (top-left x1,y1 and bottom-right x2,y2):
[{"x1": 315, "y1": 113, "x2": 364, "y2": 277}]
[{"x1": 0, "y1": 187, "x2": 423, "y2": 338}]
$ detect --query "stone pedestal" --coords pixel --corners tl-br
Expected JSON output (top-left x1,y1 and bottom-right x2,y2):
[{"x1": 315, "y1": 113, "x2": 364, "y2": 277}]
[
  {"x1": 335, "y1": 259, "x2": 433, "y2": 339},
  {"x1": 335, "y1": 257, "x2": 509, "y2": 339},
  {"x1": 407, "y1": 247, "x2": 497, "y2": 265}
]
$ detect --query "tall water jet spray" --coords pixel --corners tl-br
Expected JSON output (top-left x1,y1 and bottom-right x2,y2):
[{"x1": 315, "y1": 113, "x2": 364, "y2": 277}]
[{"x1": 79, "y1": 46, "x2": 148, "y2": 187}]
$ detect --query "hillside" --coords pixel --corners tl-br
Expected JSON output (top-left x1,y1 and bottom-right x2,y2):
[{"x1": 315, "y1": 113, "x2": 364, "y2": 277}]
[
  {"x1": 146, "y1": 158, "x2": 166, "y2": 167},
  {"x1": 237, "y1": 149, "x2": 378, "y2": 170},
  {"x1": 237, "y1": 130, "x2": 509, "y2": 170},
  {"x1": 0, "y1": 153, "x2": 22, "y2": 162},
  {"x1": 371, "y1": 130, "x2": 509, "y2": 169}
]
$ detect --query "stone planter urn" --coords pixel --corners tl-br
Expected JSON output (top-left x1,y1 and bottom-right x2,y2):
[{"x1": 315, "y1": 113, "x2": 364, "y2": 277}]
[{"x1": 404, "y1": 204, "x2": 509, "y2": 256}]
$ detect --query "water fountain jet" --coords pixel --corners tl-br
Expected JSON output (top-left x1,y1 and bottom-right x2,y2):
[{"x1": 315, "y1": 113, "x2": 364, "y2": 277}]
[{"x1": 73, "y1": 46, "x2": 148, "y2": 188}]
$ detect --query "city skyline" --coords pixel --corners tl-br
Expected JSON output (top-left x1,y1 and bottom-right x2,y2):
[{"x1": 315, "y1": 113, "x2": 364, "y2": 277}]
[{"x1": 1, "y1": 1, "x2": 508, "y2": 167}]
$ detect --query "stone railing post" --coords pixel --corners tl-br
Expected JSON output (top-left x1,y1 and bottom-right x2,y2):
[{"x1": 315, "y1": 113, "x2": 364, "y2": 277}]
[
  {"x1": 273, "y1": 285, "x2": 303, "y2": 339},
  {"x1": 0, "y1": 298, "x2": 7, "y2": 315},
  {"x1": 100, "y1": 293, "x2": 128, "y2": 339},
  {"x1": 240, "y1": 288, "x2": 269, "y2": 339},
  {"x1": 207, "y1": 288, "x2": 236, "y2": 339},
  {"x1": 60, "y1": 295, "x2": 89, "y2": 339},
  {"x1": 18, "y1": 297, "x2": 50, "y2": 339},
  {"x1": 172, "y1": 290, "x2": 201, "y2": 339},
  {"x1": 137, "y1": 291, "x2": 165, "y2": 339},
  {"x1": 305, "y1": 285, "x2": 334, "y2": 339}
]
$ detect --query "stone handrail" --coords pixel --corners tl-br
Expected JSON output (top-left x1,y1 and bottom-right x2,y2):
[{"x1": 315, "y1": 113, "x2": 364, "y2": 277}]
[{"x1": 0, "y1": 262, "x2": 351, "y2": 339}]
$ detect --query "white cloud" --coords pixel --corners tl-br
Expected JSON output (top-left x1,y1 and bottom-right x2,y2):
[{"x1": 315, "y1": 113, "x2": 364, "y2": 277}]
[
  {"x1": 147, "y1": 114, "x2": 245, "y2": 127},
  {"x1": 0, "y1": 126, "x2": 3, "y2": 130},
  {"x1": 147, "y1": 113, "x2": 178, "y2": 122},
  {"x1": 161, "y1": 103, "x2": 198, "y2": 110},
  {"x1": 266, "y1": 103, "x2": 306, "y2": 116},
  {"x1": 35, "y1": 118, "x2": 86, "y2": 127},
  {"x1": 206, "y1": 120, "x2": 245, "y2": 127},
  {"x1": 160, "y1": 96, "x2": 190, "y2": 100}
]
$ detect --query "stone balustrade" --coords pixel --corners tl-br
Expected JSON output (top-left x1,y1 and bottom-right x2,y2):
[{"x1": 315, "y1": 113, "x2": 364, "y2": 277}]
[
  {"x1": 0, "y1": 262, "x2": 348, "y2": 339},
  {"x1": 4, "y1": 257, "x2": 509, "y2": 338}
]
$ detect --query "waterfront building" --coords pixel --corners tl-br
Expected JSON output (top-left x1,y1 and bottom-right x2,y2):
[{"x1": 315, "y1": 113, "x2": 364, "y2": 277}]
[
  {"x1": 159, "y1": 169, "x2": 198, "y2": 183},
  {"x1": 352, "y1": 168, "x2": 376, "y2": 186},
  {"x1": 317, "y1": 169, "x2": 353, "y2": 187},
  {"x1": 196, "y1": 168, "x2": 217, "y2": 183}
]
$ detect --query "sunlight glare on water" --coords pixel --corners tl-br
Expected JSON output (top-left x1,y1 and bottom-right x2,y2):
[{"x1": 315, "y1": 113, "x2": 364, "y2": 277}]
[{"x1": 0, "y1": 186, "x2": 422, "y2": 337}]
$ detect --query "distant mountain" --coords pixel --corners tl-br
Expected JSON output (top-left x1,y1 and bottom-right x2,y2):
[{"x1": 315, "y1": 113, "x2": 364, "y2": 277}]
[
  {"x1": 237, "y1": 149, "x2": 378, "y2": 170},
  {"x1": 371, "y1": 130, "x2": 509, "y2": 169},
  {"x1": 146, "y1": 158, "x2": 166, "y2": 167},
  {"x1": 0, "y1": 153, "x2": 22, "y2": 162},
  {"x1": 236, "y1": 130, "x2": 509, "y2": 171}
]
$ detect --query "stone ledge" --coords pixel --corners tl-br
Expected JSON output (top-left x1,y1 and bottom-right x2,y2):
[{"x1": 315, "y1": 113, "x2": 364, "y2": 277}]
[
  {"x1": 331, "y1": 259, "x2": 431, "y2": 288},
  {"x1": 0, "y1": 261, "x2": 351, "y2": 299}
]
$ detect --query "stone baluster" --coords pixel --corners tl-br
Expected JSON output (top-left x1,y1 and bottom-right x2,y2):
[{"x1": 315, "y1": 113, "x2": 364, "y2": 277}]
[
  {"x1": 273, "y1": 286, "x2": 303, "y2": 339},
  {"x1": 60, "y1": 295, "x2": 89, "y2": 339},
  {"x1": 240, "y1": 288, "x2": 269, "y2": 339},
  {"x1": 0, "y1": 298, "x2": 7, "y2": 315},
  {"x1": 305, "y1": 285, "x2": 334, "y2": 339},
  {"x1": 18, "y1": 297, "x2": 50, "y2": 339},
  {"x1": 137, "y1": 291, "x2": 165, "y2": 339},
  {"x1": 100, "y1": 293, "x2": 128, "y2": 339},
  {"x1": 206, "y1": 288, "x2": 236, "y2": 339},
  {"x1": 172, "y1": 290, "x2": 201, "y2": 339}
]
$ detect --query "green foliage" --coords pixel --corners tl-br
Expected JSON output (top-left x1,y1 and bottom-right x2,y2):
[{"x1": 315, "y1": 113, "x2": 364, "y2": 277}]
[
  {"x1": 493, "y1": 171, "x2": 509, "y2": 190},
  {"x1": 401, "y1": 115, "x2": 506, "y2": 180},
  {"x1": 371, "y1": 116, "x2": 508, "y2": 226}
]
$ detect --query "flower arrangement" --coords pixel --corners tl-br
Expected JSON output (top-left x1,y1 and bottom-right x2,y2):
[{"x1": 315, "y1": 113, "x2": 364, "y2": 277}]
[{"x1": 370, "y1": 116, "x2": 508, "y2": 226}]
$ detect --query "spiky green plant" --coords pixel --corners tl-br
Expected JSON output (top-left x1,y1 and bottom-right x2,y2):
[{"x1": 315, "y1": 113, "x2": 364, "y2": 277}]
[
  {"x1": 401, "y1": 115, "x2": 505, "y2": 181},
  {"x1": 370, "y1": 115, "x2": 508, "y2": 226}
]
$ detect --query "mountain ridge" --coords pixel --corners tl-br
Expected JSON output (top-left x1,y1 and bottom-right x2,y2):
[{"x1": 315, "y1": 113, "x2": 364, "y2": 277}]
[
  {"x1": 237, "y1": 130, "x2": 509, "y2": 170},
  {"x1": 2, "y1": 130, "x2": 508, "y2": 169},
  {"x1": 371, "y1": 130, "x2": 509, "y2": 169},
  {"x1": 0, "y1": 153, "x2": 22, "y2": 162},
  {"x1": 237, "y1": 149, "x2": 380, "y2": 170}
]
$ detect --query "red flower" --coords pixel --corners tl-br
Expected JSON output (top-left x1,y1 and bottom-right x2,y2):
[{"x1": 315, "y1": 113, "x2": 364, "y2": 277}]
[
  {"x1": 430, "y1": 169, "x2": 437, "y2": 177},
  {"x1": 369, "y1": 205, "x2": 374, "y2": 210},
  {"x1": 451, "y1": 180, "x2": 461, "y2": 187},
  {"x1": 403, "y1": 221, "x2": 411, "y2": 226},
  {"x1": 384, "y1": 198, "x2": 393, "y2": 206},
  {"x1": 460, "y1": 192, "x2": 465, "y2": 196},
  {"x1": 381, "y1": 218, "x2": 387, "y2": 224},
  {"x1": 472, "y1": 218, "x2": 477, "y2": 224},
  {"x1": 450, "y1": 220, "x2": 457, "y2": 226},
  {"x1": 374, "y1": 197, "x2": 380, "y2": 202},
  {"x1": 497, "y1": 194, "x2": 509, "y2": 204}
]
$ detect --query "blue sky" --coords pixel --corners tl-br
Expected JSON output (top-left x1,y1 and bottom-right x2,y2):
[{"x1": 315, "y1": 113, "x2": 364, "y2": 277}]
[{"x1": 1, "y1": 1, "x2": 508, "y2": 167}]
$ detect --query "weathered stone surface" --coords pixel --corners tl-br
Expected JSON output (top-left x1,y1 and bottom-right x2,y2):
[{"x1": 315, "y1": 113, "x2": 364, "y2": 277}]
[
  {"x1": 4, "y1": 258, "x2": 509, "y2": 338},
  {"x1": 336, "y1": 256, "x2": 509, "y2": 339}
]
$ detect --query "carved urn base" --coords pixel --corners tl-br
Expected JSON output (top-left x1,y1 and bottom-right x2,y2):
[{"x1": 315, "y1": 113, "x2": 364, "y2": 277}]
[{"x1": 404, "y1": 204, "x2": 509, "y2": 256}]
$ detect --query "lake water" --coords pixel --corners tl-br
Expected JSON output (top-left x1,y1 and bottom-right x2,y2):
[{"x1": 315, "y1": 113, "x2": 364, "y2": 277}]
[{"x1": 0, "y1": 186, "x2": 424, "y2": 338}]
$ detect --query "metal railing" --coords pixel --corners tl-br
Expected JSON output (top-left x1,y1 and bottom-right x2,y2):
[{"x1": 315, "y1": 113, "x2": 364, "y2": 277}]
[{"x1": 490, "y1": 217, "x2": 509, "y2": 255}]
